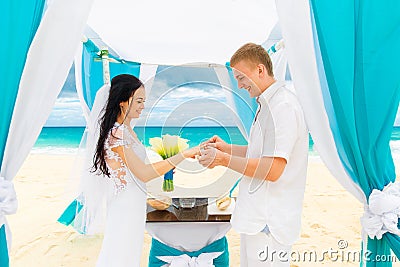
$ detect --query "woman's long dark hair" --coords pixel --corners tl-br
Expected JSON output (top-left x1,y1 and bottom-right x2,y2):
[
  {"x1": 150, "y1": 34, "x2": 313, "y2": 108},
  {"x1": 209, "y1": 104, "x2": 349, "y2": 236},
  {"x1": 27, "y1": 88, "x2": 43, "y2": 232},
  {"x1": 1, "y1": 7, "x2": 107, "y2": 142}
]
[{"x1": 92, "y1": 74, "x2": 143, "y2": 177}]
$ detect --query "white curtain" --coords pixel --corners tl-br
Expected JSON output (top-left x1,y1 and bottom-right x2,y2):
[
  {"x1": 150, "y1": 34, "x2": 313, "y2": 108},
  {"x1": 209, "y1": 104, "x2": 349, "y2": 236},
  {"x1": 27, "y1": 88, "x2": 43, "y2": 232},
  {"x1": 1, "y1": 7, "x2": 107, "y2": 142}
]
[
  {"x1": 74, "y1": 42, "x2": 90, "y2": 122},
  {"x1": 214, "y1": 66, "x2": 250, "y2": 140},
  {"x1": 139, "y1": 63, "x2": 158, "y2": 97},
  {"x1": 269, "y1": 43, "x2": 288, "y2": 81},
  {"x1": 275, "y1": 0, "x2": 366, "y2": 203},
  {"x1": 131, "y1": 63, "x2": 158, "y2": 128}
]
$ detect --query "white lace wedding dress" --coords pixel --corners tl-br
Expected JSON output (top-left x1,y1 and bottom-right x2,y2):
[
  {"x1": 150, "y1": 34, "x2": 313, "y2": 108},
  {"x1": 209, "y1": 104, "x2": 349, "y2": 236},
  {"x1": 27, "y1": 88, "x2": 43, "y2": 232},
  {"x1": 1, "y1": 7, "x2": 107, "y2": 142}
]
[{"x1": 96, "y1": 122, "x2": 147, "y2": 267}]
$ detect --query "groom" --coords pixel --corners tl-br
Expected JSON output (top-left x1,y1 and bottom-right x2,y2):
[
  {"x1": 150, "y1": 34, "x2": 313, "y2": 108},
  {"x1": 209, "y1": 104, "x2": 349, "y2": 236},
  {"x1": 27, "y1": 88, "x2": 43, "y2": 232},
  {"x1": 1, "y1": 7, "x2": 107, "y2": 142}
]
[{"x1": 199, "y1": 43, "x2": 308, "y2": 266}]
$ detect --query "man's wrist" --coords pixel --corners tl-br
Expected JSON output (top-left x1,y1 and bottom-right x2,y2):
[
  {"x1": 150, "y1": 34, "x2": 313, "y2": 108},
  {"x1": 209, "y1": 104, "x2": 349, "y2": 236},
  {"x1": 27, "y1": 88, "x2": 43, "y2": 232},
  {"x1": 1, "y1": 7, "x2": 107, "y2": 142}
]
[
  {"x1": 222, "y1": 152, "x2": 230, "y2": 167},
  {"x1": 222, "y1": 143, "x2": 231, "y2": 154}
]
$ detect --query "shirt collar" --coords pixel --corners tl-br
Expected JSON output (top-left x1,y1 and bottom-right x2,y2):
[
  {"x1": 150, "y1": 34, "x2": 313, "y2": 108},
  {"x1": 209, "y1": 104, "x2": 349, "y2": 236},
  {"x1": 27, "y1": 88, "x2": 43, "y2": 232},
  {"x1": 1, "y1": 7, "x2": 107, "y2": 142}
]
[{"x1": 257, "y1": 80, "x2": 286, "y2": 103}]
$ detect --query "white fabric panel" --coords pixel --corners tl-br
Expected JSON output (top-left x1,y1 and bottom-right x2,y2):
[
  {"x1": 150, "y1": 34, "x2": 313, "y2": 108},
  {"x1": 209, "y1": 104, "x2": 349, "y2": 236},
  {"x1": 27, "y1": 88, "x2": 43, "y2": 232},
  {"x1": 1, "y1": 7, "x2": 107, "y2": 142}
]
[
  {"x1": 275, "y1": 0, "x2": 366, "y2": 203},
  {"x1": 0, "y1": 177, "x2": 17, "y2": 252},
  {"x1": 129, "y1": 64, "x2": 159, "y2": 128},
  {"x1": 75, "y1": 84, "x2": 110, "y2": 235},
  {"x1": 146, "y1": 222, "x2": 231, "y2": 252},
  {"x1": 0, "y1": 178, "x2": 17, "y2": 227},
  {"x1": 269, "y1": 43, "x2": 288, "y2": 81},
  {"x1": 139, "y1": 64, "x2": 158, "y2": 97},
  {"x1": 87, "y1": 0, "x2": 278, "y2": 65},
  {"x1": 214, "y1": 66, "x2": 249, "y2": 140},
  {"x1": 1, "y1": 0, "x2": 94, "y2": 183},
  {"x1": 74, "y1": 42, "x2": 90, "y2": 122}
]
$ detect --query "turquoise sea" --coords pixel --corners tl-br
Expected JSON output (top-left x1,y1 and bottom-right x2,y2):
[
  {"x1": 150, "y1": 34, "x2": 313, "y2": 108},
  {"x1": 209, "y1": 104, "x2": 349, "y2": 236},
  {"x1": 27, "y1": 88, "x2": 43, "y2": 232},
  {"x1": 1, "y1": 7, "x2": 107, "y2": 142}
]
[{"x1": 33, "y1": 126, "x2": 400, "y2": 157}]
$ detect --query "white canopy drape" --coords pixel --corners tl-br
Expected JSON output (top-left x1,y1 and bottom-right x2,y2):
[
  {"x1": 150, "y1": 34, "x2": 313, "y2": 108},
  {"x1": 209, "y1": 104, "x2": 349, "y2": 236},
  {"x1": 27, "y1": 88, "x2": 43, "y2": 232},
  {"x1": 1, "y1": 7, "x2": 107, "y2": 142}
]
[{"x1": 275, "y1": 0, "x2": 365, "y2": 203}]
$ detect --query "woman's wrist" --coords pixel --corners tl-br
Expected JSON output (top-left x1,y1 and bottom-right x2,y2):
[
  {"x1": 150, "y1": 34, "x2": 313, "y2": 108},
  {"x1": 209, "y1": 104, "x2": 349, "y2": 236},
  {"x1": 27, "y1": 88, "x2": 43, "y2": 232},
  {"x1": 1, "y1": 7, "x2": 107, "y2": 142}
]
[
  {"x1": 181, "y1": 150, "x2": 190, "y2": 158},
  {"x1": 167, "y1": 153, "x2": 185, "y2": 167},
  {"x1": 182, "y1": 147, "x2": 199, "y2": 158}
]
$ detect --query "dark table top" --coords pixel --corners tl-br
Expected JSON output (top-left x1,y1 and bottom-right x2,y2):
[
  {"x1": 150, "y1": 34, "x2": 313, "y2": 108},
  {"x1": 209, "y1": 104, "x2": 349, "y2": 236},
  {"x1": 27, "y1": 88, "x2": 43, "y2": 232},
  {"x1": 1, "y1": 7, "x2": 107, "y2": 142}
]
[{"x1": 146, "y1": 197, "x2": 232, "y2": 223}]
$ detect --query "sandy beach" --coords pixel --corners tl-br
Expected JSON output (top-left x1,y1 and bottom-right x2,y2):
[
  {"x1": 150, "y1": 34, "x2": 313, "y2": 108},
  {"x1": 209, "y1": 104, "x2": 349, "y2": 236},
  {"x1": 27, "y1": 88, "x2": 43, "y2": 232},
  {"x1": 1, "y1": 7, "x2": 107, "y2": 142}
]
[{"x1": 7, "y1": 154, "x2": 400, "y2": 266}]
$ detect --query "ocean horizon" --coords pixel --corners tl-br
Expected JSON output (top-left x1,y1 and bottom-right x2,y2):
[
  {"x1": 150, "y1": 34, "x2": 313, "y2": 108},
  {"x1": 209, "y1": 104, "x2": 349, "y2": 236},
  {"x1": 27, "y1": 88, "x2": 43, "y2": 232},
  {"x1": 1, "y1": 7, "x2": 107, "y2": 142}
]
[{"x1": 32, "y1": 126, "x2": 400, "y2": 159}]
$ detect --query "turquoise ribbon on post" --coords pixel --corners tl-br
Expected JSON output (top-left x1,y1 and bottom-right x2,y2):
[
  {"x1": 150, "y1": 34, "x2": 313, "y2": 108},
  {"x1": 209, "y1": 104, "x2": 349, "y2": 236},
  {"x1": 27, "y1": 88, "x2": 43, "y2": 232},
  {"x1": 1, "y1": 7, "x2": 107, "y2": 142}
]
[
  {"x1": 149, "y1": 236, "x2": 229, "y2": 267},
  {"x1": 0, "y1": 225, "x2": 9, "y2": 266}
]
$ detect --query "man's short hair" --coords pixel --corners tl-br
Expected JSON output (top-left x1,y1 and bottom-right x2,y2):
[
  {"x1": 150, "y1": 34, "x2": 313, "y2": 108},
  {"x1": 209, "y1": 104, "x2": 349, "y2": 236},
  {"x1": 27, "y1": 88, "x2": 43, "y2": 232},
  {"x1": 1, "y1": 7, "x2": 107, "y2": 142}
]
[{"x1": 230, "y1": 43, "x2": 274, "y2": 76}]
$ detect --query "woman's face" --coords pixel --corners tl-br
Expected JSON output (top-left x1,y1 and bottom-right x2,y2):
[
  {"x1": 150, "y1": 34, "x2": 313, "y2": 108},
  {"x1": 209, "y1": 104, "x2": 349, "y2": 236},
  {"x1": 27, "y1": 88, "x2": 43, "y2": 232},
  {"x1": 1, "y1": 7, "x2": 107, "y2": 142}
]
[{"x1": 121, "y1": 86, "x2": 146, "y2": 119}]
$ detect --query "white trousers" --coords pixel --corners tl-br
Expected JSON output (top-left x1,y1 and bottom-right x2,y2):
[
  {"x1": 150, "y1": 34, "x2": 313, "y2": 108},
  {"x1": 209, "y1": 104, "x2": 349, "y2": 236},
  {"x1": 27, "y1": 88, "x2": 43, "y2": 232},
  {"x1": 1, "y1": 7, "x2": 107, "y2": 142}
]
[{"x1": 240, "y1": 232, "x2": 291, "y2": 267}]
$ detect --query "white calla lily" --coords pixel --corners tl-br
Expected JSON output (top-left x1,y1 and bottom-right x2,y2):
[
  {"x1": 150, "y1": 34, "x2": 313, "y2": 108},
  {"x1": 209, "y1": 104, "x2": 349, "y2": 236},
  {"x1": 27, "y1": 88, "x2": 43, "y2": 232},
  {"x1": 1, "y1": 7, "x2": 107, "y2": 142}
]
[
  {"x1": 149, "y1": 134, "x2": 190, "y2": 192},
  {"x1": 162, "y1": 134, "x2": 177, "y2": 158},
  {"x1": 149, "y1": 137, "x2": 166, "y2": 159},
  {"x1": 178, "y1": 137, "x2": 189, "y2": 151}
]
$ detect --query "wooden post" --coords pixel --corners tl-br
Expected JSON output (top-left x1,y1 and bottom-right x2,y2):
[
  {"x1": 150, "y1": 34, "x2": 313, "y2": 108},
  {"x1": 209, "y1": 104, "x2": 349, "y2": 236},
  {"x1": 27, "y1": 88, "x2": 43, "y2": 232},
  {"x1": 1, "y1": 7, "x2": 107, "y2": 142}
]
[{"x1": 99, "y1": 47, "x2": 110, "y2": 85}]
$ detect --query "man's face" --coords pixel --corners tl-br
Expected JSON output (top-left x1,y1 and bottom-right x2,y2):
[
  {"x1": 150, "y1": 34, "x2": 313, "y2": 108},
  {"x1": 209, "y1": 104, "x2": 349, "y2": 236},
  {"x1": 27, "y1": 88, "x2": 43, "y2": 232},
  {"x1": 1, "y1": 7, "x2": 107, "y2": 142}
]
[{"x1": 232, "y1": 60, "x2": 262, "y2": 98}]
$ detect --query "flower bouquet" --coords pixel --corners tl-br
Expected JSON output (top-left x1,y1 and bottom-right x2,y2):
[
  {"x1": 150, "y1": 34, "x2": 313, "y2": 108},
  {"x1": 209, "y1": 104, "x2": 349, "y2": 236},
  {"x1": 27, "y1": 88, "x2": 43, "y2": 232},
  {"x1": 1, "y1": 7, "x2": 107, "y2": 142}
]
[{"x1": 149, "y1": 134, "x2": 189, "y2": 192}]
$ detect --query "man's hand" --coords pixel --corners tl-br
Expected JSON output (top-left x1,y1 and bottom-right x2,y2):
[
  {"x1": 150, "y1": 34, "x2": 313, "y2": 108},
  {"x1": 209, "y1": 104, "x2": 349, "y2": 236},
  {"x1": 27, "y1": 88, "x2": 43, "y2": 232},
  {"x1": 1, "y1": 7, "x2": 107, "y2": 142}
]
[
  {"x1": 202, "y1": 135, "x2": 231, "y2": 154},
  {"x1": 198, "y1": 146, "x2": 228, "y2": 169}
]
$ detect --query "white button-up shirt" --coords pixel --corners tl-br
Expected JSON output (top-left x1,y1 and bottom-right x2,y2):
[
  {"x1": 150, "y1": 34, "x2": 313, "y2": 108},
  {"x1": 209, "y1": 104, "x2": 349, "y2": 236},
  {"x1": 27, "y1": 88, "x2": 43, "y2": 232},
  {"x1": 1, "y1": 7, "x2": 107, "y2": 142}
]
[{"x1": 230, "y1": 81, "x2": 308, "y2": 245}]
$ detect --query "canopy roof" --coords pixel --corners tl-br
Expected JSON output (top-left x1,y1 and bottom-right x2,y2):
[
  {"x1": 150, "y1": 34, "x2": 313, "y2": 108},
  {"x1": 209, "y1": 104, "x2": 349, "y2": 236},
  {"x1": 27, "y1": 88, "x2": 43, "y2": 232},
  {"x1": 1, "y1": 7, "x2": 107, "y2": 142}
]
[{"x1": 87, "y1": 0, "x2": 278, "y2": 64}]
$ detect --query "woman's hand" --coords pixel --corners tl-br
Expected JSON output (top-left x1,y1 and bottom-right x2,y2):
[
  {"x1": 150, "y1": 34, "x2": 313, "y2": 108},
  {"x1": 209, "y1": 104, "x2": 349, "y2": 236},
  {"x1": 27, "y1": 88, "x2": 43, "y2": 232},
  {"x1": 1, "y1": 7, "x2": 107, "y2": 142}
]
[{"x1": 182, "y1": 146, "x2": 200, "y2": 159}]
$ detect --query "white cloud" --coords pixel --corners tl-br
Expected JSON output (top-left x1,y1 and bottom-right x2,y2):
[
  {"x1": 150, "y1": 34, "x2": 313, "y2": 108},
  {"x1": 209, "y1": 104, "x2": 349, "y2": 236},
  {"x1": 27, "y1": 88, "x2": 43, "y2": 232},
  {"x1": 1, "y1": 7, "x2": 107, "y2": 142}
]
[
  {"x1": 168, "y1": 86, "x2": 225, "y2": 99},
  {"x1": 138, "y1": 95, "x2": 238, "y2": 126},
  {"x1": 45, "y1": 98, "x2": 86, "y2": 127}
]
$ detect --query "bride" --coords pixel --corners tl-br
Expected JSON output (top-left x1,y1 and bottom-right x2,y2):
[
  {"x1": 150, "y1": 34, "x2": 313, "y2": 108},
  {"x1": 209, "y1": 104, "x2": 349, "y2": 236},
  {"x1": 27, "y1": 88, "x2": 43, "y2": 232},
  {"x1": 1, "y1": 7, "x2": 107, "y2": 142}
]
[{"x1": 89, "y1": 74, "x2": 199, "y2": 266}]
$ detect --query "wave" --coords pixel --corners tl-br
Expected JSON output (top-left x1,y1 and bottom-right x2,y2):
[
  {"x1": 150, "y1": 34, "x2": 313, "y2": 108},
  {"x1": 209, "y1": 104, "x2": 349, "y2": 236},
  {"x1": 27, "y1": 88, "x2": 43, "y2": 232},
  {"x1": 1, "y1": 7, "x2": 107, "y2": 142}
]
[
  {"x1": 31, "y1": 146, "x2": 79, "y2": 155},
  {"x1": 390, "y1": 140, "x2": 400, "y2": 160}
]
